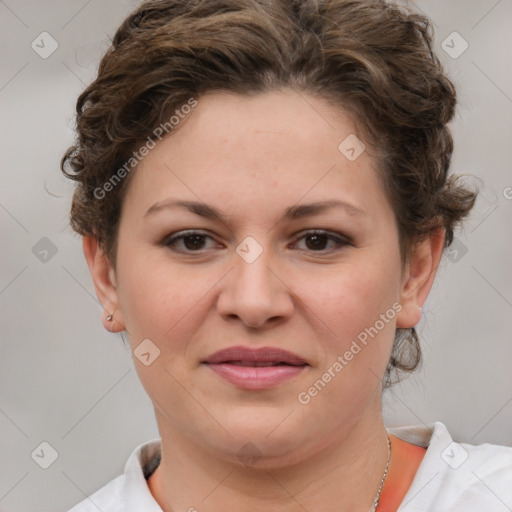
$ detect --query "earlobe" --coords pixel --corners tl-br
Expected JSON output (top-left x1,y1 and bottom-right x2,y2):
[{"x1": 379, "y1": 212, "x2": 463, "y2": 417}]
[
  {"x1": 396, "y1": 228, "x2": 445, "y2": 329},
  {"x1": 82, "y1": 236, "x2": 126, "y2": 332}
]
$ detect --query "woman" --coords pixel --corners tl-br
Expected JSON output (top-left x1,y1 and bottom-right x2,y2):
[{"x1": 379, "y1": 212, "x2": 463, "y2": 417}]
[{"x1": 62, "y1": 0, "x2": 512, "y2": 510}]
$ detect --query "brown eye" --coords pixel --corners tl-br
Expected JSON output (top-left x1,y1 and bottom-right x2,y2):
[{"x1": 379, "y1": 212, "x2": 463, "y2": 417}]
[
  {"x1": 293, "y1": 230, "x2": 351, "y2": 253},
  {"x1": 163, "y1": 231, "x2": 217, "y2": 253},
  {"x1": 181, "y1": 235, "x2": 208, "y2": 251},
  {"x1": 304, "y1": 233, "x2": 330, "y2": 251}
]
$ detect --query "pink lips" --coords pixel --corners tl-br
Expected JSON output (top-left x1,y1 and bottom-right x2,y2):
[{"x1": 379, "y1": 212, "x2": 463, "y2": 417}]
[{"x1": 203, "y1": 346, "x2": 309, "y2": 390}]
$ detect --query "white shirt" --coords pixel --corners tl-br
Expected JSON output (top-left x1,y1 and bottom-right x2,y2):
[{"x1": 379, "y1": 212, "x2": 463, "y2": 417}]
[{"x1": 67, "y1": 422, "x2": 512, "y2": 511}]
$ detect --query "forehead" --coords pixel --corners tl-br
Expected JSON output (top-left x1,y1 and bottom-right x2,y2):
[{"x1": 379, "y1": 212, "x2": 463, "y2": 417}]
[{"x1": 121, "y1": 89, "x2": 390, "y2": 226}]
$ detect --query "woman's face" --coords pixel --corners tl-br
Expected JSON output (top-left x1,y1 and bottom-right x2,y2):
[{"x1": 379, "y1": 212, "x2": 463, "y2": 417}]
[{"x1": 92, "y1": 89, "x2": 430, "y2": 466}]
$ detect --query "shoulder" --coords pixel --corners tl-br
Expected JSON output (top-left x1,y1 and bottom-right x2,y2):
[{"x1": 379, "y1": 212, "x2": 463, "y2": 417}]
[
  {"x1": 390, "y1": 421, "x2": 512, "y2": 511},
  {"x1": 66, "y1": 439, "x2": 162, "y2": 512},
  {"x1": 67, "y1": 475, "x2": 124, "y2": 512},
  {"x1": 438, "y1": 435, "x2": 512, "y2": 508}
]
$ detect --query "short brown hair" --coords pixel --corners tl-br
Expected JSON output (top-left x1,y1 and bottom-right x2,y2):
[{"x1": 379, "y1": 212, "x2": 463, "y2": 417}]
[{"x1": 61, "y1": 0, "x2": 477, "y2": 385}]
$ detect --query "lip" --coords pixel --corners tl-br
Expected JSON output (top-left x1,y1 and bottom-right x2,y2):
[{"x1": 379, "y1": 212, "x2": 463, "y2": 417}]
[{"x1": 202, "y1": 346, "x2": 309, "y2": 390}]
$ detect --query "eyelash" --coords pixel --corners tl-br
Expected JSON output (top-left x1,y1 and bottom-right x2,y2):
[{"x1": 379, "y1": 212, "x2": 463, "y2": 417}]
[{"x1": 162, "y1": 229, "x2": 352, "y2": 255}]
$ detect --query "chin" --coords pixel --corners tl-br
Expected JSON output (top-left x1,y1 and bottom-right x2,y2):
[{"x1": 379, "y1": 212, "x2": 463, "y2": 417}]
[
  {"x1": 201, "y1": 407, "x2": 314, "y2": 467},
  {"x1": 227, "y1": 437, "x2": 309, "y2": 471}
]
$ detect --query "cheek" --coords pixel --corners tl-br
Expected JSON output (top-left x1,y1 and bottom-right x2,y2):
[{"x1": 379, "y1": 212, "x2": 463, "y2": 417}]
[
  {"x1": 295, "y1": 253, "x2": 402, "y2": 390},
  {"x1": 293, "y1": 260, "x2": 401, "y2": 415},
  {"x1": 115, "y1": 251, "x2": 213, "y2": 403},
  {"x1": 305, "y1": 261, "x2": 400, "y2": 337},
  {"x1": 116, "y1": 246, "x2": 218, "y2": 354}
]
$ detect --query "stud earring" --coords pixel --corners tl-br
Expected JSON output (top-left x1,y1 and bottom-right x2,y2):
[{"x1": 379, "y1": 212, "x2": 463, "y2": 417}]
[{"x1": 106, "y1": 314, "x2": 113, "y2": 322}]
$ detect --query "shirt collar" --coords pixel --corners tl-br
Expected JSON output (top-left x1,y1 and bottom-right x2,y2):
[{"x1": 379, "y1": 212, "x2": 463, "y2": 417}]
[
  {"x1": 119, "y1": 423, "x2": 449, "y2": 512},
  {"x1": 388, "y1": 421, "x2": 452, "y2": 510},
  {"x1": 123, "y1": 438, "x2": 163, "y2": 512}
]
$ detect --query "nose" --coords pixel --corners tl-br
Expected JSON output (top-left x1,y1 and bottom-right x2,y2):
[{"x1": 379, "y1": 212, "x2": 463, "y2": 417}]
[{"x1": 216, "y1": 242, "x2": 294, "y2": 329}]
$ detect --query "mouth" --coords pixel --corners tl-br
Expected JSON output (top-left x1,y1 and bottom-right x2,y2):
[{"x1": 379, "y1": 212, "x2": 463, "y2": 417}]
[
  {"x1": 221, "y1": 361, "x2": 301, "y2": 367},
  {"x1": 202, "y1": 346, "x2": 309, "y2": 390},
  {"x1": 203, "y1": 346, "x2": 308, "y2": 365}
]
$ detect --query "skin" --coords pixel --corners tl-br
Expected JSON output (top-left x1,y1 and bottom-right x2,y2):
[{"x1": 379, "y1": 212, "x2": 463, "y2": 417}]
[{"x1": 84, "y1": 89, "x2": 444, "y2": 512}]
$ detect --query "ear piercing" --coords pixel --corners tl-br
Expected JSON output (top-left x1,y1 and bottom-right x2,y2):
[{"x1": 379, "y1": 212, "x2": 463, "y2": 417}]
[{"x1": 106, "y1": 314, "x2": 113, "y2": 322}]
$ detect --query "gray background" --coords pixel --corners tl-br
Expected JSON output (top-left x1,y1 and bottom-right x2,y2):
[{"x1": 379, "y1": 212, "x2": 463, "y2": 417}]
[{"x1": 0, "y1": 1, "x2": 511, "y2": 511}]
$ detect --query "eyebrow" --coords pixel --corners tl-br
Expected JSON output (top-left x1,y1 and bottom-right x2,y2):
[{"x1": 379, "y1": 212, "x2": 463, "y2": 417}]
[{"x1": 144, "y1": 199, "x2": 366, "y2": 224}]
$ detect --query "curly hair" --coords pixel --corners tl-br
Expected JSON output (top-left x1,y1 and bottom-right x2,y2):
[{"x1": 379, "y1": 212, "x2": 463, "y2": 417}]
[{"x1": 61, "y1": 0, "x2": 477, "y2": 386}]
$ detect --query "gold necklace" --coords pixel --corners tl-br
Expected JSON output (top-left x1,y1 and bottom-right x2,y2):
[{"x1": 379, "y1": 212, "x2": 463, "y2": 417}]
[{"x1": 372, "y1": 435, "x2": 391, "y2": 511}]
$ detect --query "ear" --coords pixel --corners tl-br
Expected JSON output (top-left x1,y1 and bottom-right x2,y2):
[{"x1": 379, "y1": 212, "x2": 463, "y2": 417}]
[
  {"x1": 396, "y1": 227, "x2": 445, "y2": 328},
  {"x1": 82, "y1": 235, "x2": 126, "y2": 333}
]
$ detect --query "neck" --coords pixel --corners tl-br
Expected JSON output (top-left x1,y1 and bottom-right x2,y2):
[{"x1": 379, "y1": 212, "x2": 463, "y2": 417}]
[{"x1": 148, "y1": 405, "x2": 390, "y2": 512}]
